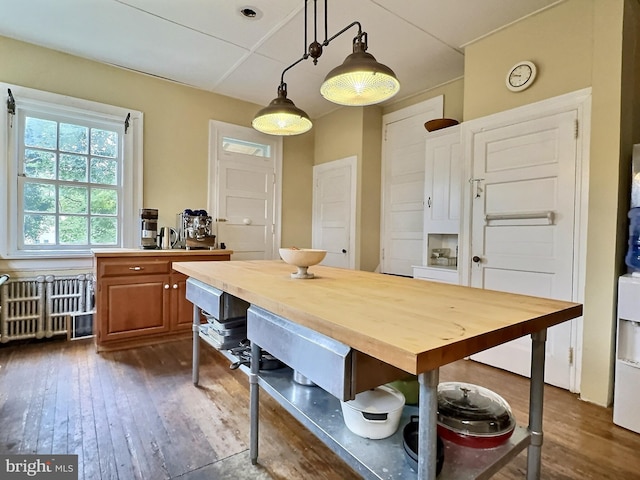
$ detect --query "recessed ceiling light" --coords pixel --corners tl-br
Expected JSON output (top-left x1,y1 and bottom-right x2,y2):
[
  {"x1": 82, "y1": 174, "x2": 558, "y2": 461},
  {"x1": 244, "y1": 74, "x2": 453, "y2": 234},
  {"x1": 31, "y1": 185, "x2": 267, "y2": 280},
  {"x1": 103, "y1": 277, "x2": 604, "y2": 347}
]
[{"x1": 240, "y1": 7, "x2": 263, "y2": 20}]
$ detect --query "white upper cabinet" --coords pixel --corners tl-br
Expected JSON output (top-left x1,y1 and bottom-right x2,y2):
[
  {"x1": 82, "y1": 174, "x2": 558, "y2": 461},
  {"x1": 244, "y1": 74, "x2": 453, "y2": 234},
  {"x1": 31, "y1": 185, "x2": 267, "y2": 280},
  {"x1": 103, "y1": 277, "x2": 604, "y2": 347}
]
[{"x1": 424, "y1": 125, "x2": 462, "y2": 235}]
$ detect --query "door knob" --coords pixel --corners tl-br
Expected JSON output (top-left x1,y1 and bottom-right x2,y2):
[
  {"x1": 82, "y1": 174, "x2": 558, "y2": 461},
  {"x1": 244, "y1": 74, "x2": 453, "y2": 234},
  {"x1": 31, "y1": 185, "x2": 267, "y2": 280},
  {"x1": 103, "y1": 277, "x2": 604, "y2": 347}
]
[
  {"x1": 472, "y1": 256, "x2": 482, "y2": 263},
  {"x1": 342, "y1": 249, "x2": 347, "y2": 254}
]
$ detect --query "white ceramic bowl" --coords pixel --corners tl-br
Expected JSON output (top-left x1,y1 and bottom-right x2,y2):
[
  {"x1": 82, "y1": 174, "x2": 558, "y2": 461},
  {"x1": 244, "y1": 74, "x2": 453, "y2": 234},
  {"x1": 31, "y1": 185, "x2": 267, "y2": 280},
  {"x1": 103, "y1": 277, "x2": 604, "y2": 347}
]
[{"x1": 279, "y1": 248, "x2": 327, "y2": 279}]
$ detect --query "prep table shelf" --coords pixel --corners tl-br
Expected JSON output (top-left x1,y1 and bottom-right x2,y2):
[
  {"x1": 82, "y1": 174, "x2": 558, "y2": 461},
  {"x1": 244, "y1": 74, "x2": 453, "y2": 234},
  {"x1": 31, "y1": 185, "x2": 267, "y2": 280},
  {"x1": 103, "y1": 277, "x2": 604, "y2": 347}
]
[{"x1": 212, "y1": 344, "x2": 531, "y2": 480}]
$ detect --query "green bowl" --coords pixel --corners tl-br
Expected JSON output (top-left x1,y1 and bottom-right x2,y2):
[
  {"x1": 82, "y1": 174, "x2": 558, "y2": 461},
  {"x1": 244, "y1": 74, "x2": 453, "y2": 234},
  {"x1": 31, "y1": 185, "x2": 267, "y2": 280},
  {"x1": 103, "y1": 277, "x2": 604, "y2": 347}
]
[{"x1": 388, "y1": 376, "x2": 419, "y2": 405}]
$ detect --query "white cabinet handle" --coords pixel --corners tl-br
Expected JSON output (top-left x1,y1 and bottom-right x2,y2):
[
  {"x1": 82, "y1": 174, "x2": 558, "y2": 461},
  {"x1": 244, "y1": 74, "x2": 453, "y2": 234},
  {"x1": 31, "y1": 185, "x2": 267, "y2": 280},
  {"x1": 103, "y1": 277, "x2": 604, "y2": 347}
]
[
  {"x1": 129, "y1": 266, "x2": 144, "y2": 271},
  {"x1": 164, "y1": 284, "x2": 170, "y2": 289},
  {"x1": 173, "y1": 284, "x2": 178, "y2": 289}
]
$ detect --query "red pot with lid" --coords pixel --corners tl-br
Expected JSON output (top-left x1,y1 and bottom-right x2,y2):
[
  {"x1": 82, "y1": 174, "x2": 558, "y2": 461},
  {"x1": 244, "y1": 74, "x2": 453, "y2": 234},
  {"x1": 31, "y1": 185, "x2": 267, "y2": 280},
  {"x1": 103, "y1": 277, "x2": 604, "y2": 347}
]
[{"x1": 437, "y1": 382, "x2": 515, "y2": 448}]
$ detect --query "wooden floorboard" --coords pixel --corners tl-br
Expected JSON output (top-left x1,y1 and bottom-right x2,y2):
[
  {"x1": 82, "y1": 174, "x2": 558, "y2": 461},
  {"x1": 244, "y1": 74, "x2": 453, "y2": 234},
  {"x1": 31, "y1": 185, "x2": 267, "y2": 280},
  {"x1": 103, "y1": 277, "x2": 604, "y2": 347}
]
[{"x1": 1, "y1": 336, "x2": 640, "y2": 479}]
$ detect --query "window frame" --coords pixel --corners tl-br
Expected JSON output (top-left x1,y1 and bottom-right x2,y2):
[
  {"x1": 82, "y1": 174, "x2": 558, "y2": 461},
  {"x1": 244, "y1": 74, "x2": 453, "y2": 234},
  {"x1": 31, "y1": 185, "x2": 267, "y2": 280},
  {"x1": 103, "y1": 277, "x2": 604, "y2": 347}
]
[{"x1": 1, "y1": 83, "x2": 143, "y2": 259}]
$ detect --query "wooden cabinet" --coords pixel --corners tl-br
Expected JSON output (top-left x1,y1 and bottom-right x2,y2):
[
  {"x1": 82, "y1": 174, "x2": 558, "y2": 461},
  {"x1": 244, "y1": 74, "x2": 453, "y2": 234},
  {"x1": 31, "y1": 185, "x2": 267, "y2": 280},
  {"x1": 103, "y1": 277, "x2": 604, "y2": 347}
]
[
  {"x1": 93, "y1": 249, "x2": 231, "y2": 351},
  {"x1": 424, "y1": 125, "x2": 462, "y2": 235}
]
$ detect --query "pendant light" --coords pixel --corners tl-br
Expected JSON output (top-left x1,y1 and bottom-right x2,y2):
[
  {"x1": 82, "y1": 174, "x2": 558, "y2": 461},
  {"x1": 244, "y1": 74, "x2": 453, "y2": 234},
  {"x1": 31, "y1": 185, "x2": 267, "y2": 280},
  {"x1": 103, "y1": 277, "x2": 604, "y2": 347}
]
[
  {"x1": 251, "y1": 0, "x2": 400, "y2": 136},
  {"x1": 252, "y1": 83, "x2": 312, "y2": 136},
  {"x1": 320, "y1": 33, "x2": 400, "y2": 106}
]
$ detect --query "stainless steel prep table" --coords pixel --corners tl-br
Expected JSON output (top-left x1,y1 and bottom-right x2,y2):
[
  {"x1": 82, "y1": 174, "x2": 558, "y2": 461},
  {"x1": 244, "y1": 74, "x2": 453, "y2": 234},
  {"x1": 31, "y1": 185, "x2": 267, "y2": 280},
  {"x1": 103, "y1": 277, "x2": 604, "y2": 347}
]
[{"x1": 175, "y1": 260, "x2": 583, "y2": 480}]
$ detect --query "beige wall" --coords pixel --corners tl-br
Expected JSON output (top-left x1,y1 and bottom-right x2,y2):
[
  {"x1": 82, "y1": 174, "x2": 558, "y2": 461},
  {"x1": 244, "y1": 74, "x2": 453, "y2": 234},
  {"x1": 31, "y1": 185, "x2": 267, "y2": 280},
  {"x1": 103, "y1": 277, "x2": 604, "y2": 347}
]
[
  {"x1": 463, "y1": 1, "x2": 593, "y2": 120},
  {"x1": 0, "y1": 34, "x2": 313, "y2": 258},
  {"x1": 462, "y1": 0, "x2": 635, "y2": 406},
  {"x1": 0, "y1": 36, "x2": 263, "y2": 231},
  {"x1": 281, "y1": 132, "x2": 314, "y2": 248},
  {"x1": 384, "y1": 77, "x2": 465, "y2": 122}
]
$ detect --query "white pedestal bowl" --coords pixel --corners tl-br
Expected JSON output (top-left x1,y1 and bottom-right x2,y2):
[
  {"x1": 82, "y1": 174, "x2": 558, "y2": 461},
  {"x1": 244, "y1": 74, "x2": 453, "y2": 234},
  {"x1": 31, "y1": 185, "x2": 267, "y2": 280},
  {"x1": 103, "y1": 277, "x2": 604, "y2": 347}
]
[{"x1": 279, "y1": 248, "x2": 327, "y2": 279}]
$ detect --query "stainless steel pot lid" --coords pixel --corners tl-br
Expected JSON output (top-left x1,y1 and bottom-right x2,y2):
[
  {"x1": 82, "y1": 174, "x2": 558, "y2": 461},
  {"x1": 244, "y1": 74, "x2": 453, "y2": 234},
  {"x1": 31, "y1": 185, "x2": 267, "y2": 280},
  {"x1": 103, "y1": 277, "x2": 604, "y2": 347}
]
[{"x1": 437, "y1": 382, "x2": 515, "y2": 436}]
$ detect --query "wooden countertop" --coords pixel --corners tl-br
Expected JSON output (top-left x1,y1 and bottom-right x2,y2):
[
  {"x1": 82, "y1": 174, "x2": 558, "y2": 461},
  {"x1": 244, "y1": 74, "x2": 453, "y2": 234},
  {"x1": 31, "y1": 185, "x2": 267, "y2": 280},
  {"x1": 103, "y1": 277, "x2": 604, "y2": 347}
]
[
  {"x1": 92, "y1": 248, "x2": 232, "y2": 258},
  {"x1": 172, "y1": 260, "x2": 583, "y2": 375}
]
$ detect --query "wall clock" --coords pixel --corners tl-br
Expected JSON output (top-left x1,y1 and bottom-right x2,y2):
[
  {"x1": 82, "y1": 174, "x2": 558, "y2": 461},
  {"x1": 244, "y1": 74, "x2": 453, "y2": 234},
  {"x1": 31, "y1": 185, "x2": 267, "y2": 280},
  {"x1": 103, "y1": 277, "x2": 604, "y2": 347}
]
[{"x1": 506, "y1": 61, "x2": 537, "y2": 92}]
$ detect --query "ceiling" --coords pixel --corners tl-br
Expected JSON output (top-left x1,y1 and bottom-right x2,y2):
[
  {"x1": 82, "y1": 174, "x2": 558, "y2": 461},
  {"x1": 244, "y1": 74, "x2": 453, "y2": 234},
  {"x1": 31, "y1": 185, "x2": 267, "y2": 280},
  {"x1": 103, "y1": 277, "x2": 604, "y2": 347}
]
[{"x1": 0, "y1": 0, "x2": 563, "y2": 119}]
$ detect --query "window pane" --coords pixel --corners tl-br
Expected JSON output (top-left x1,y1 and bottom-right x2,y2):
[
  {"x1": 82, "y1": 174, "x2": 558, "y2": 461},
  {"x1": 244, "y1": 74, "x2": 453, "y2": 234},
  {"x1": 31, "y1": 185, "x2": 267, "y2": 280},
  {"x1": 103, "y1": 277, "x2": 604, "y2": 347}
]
[
  {"x1": 59, "y1": 186, "x2": 88, "y2": 214},
  {"x1": 222, "y1": 136, "x2": 270, "y2": 157},
  {"x1": 60, "y1": 215, "x2": 88, "y2": 245},
  {"x1": 59, "y1": 154, "x2": 88, "y2": 182},
  {"x1": 23, "y1": 214, "x2": 56, "y2": 245},
  {"x1": 91, "y1": 128, "x2": 118, "y2": 158},
  {"x1": 91, "y1": 217, "x2": 117, "y2": 245},
  {"x1": 59, "y1": 123, "x2": 88, "y2": 154},
  {"x1": 90, "y1": 157, "x2": 118, "y2": 185},
  {"x1": 24, "y1": 149, "x2": 56, "y2": 179},
  {"x1": 24, "y1": 182, "x2": 55, "y2": 213},
  {"x1": 24, "y1": 117, "x2": 57, "y2": 150},
  {"x1": 90, "y1": 188, "x2": 117, "y2": 215}
]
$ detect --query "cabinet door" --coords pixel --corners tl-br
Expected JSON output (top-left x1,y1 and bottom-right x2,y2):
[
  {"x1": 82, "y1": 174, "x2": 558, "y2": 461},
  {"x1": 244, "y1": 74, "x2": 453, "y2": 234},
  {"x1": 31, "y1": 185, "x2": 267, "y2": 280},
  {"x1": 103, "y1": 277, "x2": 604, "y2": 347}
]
[
  {"x1": 170, "y1": 271, "x2": 200, "y2": 331},
  {"x1": 424, "y1": 127, "x2": 461, "y2": 234},
  {"x1": 97, "y1": 274, "x2": 170, "y2": 343}
]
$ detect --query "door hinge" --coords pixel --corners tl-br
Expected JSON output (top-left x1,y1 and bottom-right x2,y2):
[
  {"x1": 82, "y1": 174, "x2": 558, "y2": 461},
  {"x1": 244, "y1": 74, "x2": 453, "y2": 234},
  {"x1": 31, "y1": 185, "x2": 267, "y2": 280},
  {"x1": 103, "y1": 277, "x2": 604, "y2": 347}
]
[
  {"x1": 384, "y1": 126, "x2": 388, "y2": 142},
  {"x1": 574, "y1": 119, "x2": 579, "y2": 139},
  {"x1": 568, "y1": 347, "x2": 574, "y2": 365},
  {"x1": 381, "y1": 248, "x2": 385, "y2": 260}
]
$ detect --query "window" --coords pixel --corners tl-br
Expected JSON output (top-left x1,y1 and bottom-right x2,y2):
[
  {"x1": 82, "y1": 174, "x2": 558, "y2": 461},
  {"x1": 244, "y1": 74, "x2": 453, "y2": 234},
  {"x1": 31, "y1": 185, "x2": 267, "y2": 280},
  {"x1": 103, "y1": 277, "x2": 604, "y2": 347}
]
[
  {"x1": 1, "y1": 84, "x2": 143, "y2": 258},
  {"x1": 221, "y1": 136, "x2": 270, "y2": 157}
]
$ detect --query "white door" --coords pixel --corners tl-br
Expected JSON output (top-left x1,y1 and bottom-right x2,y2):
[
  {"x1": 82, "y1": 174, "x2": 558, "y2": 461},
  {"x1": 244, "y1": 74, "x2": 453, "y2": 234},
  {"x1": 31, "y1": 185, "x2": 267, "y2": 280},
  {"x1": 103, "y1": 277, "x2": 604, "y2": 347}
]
[
  {"x1": 209, "y1": 121, "x2": 282, "y2": 260},
  {"x1": 381, "y1": 97, "x2": 443, "y2": 276},
  {"x1": 469, "y1": 110, "x2": 578, "y2": 390},
  {"x1": 312, "y1": 157, "x2": 356, "y2": 269}
]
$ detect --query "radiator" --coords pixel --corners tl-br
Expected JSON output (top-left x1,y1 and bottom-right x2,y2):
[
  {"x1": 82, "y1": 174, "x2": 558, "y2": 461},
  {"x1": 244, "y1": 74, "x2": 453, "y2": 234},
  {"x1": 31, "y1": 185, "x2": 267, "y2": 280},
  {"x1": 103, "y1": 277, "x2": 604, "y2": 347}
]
[{"x1": 0, "y1": 274, "x2": 94, "y2": 343}]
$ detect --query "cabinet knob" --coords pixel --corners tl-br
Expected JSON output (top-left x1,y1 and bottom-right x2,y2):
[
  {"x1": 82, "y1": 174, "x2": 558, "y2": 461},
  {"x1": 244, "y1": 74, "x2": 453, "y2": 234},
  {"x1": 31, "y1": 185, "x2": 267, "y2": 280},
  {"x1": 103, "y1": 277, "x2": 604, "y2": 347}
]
[
  {"x1": 342, "y1": 249, "x2": 347, "y2": 254},
  {"x1": 129, "y1": 266, "x2": 143, "y2": 271},
  {"x1": 173, "y1": 284, "x2": 178, "y2": 289},
  {"x1": 164, "y1": 284, "x2": 170, "y2": 289}
]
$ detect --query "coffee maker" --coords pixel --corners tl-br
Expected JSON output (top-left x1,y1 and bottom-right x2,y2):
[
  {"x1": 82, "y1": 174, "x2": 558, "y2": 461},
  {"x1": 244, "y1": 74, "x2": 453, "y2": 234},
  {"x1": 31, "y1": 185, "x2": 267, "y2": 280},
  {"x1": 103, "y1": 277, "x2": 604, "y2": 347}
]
[
  {"x1": 140, "y1": 208, "x2": 158, "y2": 249},
  {"x1": 176, "y1": 209, "x2": 217, "y2": 249}
]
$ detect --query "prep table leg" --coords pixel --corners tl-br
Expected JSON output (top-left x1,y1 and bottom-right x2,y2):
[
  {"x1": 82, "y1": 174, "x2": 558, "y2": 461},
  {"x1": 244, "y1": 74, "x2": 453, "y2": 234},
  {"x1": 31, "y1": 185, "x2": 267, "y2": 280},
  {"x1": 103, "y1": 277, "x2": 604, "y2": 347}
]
[
  {"x1": 417, "y1": 369, "x2": 439, "y2": 480},
  {"x1": 527, "y1": 329, "x2": 547, "y2": 479},
  {"x1": 249, "y1": 341, "x2": 260, "y2": 465},
  {"x1": 192, "y1": 305, "x2": 200, "y2": 385}
]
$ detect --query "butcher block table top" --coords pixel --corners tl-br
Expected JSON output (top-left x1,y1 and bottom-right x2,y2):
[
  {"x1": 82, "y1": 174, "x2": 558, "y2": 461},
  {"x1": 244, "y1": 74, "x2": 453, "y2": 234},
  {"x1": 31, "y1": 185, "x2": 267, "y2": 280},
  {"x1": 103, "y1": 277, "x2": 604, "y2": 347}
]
[{"x1": 173, "y1": 260, "x2": 583, "y2": 375}]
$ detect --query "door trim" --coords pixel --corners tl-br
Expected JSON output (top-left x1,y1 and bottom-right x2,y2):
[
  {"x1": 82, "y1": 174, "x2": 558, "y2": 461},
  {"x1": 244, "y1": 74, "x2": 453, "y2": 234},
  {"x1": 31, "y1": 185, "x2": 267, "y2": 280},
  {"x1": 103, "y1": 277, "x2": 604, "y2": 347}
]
[
  {"x1": 460, "y1": 87, "x2": 591, "y2": 393},
  {"x1": 312, "y1": 156, "x2": 357, "y2": 270},
  {"x1": 207, "y1": 120, "x2": 283, "y2": 259}
]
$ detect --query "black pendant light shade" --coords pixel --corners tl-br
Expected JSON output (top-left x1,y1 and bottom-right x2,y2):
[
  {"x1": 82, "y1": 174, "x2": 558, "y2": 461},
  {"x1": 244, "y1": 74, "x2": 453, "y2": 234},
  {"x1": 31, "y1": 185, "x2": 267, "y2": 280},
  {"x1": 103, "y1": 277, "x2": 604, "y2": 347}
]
[
  {"x1": 252, "y1": 83, "x2": 312, "y2": 136},
  {"x1": 321, "y1": 35, "x2": 400, "y2": 106}
]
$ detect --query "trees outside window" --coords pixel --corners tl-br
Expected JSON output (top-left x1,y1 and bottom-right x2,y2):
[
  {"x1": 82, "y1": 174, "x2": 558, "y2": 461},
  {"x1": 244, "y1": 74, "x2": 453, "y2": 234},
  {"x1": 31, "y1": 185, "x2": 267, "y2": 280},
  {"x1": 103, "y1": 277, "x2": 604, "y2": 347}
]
[{"x1": 21, "y1": 116, "x2": 120, "y2": 247}]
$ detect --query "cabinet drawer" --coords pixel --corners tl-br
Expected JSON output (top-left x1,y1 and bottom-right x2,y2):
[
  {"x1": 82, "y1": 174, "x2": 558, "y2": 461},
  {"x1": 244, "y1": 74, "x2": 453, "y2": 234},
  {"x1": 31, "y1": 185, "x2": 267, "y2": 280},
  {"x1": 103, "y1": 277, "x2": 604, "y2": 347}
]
[
  {"x1": 186, "y1": 277, "x2": 249, "y2": 321},
  {"x1": 247, "y1": 305, "x2": 353, "y2": 401},
  {"x1": 100, "y1": 260, "x2": 170, "y2": 277}
]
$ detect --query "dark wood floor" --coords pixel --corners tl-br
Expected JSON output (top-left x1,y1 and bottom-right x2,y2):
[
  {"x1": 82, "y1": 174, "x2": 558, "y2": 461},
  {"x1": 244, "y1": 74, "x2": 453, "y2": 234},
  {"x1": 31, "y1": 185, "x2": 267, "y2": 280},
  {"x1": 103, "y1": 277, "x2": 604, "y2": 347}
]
[{"x1": 1, "y1": 337, "x2": 639, "y2": 480}]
